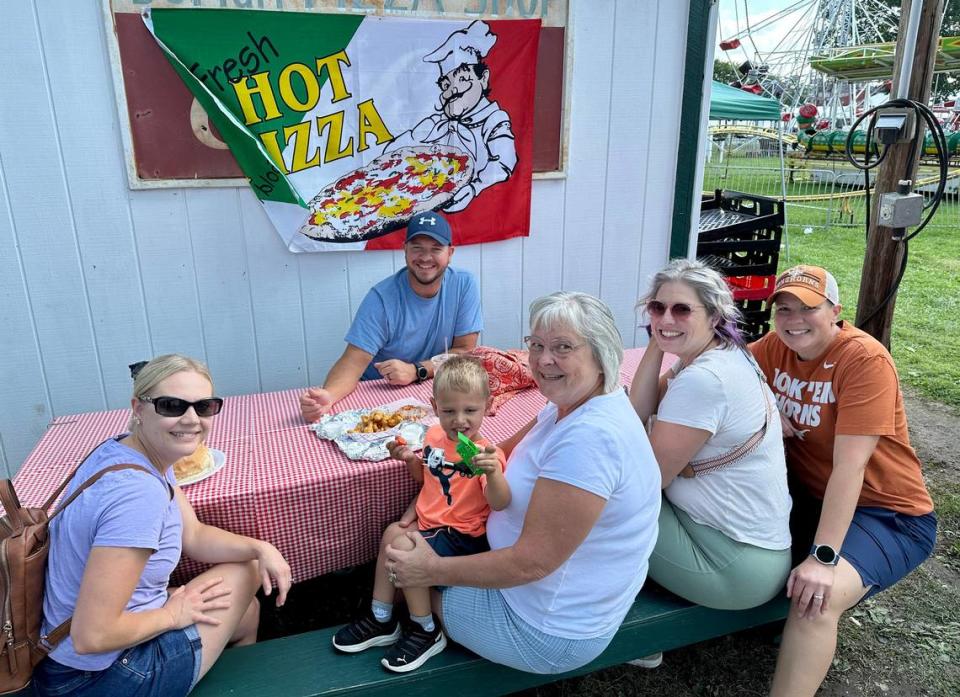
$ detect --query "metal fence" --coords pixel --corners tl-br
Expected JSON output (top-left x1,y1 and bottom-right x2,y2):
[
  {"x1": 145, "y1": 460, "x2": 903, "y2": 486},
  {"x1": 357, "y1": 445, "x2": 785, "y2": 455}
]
[{"x1": 702, "y1": 161, "x2": 959, "y2": 236}]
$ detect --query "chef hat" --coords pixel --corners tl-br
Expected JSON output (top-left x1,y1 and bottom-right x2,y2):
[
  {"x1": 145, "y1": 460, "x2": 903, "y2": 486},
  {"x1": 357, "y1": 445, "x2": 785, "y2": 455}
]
[{"x1": 424, "y1": 20, "x2": 497, "y2": 76}]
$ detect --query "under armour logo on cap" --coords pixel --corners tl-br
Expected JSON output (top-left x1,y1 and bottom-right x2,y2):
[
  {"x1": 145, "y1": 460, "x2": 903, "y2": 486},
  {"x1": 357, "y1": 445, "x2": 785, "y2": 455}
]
[{"x1": 406, "y1": 210, "x2": 452, "y2": 246}]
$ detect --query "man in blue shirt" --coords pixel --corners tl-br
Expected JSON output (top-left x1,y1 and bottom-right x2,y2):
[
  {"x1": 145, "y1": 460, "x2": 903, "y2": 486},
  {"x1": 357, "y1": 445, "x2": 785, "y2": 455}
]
[{"x1": 300, "y1": 212, "x2": 483, "y2": 422}]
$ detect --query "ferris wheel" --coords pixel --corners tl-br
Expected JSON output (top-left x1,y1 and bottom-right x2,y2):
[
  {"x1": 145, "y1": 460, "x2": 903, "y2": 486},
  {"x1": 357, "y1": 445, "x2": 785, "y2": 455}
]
[{"x1": 718, "y1": 0, "x2": 902, "y2": 127}]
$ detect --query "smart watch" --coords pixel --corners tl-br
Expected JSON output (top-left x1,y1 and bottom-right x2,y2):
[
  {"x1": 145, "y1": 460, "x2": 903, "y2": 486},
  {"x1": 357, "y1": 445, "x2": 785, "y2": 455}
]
[
  {"x1": 415, "y1": 362, "x2": 429, "y2": 382},
  {"x1": 809, "y1": 543, "x2": 840, "y2": 566}
]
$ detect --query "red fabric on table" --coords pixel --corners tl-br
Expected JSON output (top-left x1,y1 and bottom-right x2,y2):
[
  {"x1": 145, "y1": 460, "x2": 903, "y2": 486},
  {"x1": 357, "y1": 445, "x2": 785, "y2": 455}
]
[
  {"x1": 13, "y1": 349, "x2": 648, "y2": 584},
  {"x1": 467, "y1": 346, "x2": 535, "y2": 415}
]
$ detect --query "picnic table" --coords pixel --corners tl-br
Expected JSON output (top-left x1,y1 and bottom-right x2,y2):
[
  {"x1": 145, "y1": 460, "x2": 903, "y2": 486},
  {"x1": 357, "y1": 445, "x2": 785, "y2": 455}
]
[{"x1": 14, "y1": 348, "x2": 646, "y2": 584}]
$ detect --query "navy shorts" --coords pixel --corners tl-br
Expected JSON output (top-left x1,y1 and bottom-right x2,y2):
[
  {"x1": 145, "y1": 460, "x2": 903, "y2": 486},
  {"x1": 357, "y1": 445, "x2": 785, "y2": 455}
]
[
  {"x1": 791, "y1": 490, "x2": 936, "y2": 600},
  {"x1": 32, "y1": 624, "x2": 202, "y2": 697},
  {"x1": 841, "y1": 506, "x2": 936, "y2": 598},
  {"x1": 421, "y1": 526, "x2": 489, "y2": 558}
]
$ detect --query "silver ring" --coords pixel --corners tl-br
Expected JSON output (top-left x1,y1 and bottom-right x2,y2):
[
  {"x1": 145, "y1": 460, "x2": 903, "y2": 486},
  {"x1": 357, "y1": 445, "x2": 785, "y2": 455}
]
[
  {"x1": 813, "y1": 594, "x2": 824, "y2": 600},
  {"x1": 388, "y1": 572, "x2": 398, "y2": 584}
]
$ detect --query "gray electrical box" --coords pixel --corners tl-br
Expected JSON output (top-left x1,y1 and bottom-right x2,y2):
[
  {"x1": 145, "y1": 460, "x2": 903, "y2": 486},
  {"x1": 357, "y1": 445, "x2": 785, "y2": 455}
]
[
  {"x1": 878, "y1": 190, "x2": 923, "y2": 228},
  {"x1": 873, "y1": 108, "x2": 916, "y2": 144}
]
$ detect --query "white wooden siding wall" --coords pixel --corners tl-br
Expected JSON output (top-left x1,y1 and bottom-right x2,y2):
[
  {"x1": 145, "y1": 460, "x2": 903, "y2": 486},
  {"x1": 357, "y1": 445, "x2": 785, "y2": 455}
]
[{"x1": 0, "y1": 0, "x2": 689, "y2": 476}]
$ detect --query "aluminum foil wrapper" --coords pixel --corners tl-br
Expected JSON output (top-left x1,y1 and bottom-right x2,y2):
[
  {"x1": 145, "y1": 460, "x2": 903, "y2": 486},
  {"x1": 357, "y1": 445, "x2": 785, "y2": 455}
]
[{"x1": 312, "y1": 409, "x2": 428, "y2": 461}]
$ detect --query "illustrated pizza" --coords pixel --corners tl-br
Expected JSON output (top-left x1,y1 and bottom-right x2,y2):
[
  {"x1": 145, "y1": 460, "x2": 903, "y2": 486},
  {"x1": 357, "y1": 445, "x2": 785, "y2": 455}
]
[{"x1": 298, "y1": 145, "x2": 473, "y2": 242}]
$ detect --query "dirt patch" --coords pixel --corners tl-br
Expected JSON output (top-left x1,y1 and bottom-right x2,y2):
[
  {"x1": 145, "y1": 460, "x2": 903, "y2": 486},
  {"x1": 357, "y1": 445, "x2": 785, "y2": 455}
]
[{"x1": 903, "y1": 387, "x2": 960, "y2": 477}]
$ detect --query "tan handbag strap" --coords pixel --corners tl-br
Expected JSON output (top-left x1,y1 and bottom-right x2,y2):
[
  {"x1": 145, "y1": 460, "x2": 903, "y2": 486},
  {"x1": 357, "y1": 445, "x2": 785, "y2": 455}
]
[
  {"x1": 688, "y1": 351, "x2": 774, "y2": 477},
  {"x1": 2, "y1": 439, "x2": 147, "y2": 534},
  {"x1": 39, "y1": 461, "x2": 156, "y2": 654},
  {"x1": 48, "y1": 463, "x2": 155, "y2": 520},
  {"x1": 0, "y1": 481, "x2": 24, "y2": 536},
  {"x1": 39, "y1": 619, "x2": 73, "y2": 654},
  {"x1": 41, "y1": 439, "x2": 114, "y2": 511}
]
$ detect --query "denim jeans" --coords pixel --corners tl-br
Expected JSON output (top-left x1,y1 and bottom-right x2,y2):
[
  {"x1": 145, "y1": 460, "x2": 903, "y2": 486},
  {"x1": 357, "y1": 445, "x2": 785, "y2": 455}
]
[{"x1": 32, "y1": 624, "x2": 202, "y2": 697}]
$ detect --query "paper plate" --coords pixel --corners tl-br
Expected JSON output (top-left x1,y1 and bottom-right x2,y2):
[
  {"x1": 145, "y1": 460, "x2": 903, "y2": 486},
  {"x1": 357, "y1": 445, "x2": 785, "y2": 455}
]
[{"x1": 177, "y1": 448, "x2": 226, "y2": 486}]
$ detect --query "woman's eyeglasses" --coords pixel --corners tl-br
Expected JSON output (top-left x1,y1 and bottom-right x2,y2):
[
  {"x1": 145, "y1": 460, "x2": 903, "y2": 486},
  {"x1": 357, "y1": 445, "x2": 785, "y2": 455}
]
[
  {"x1": 645, "y1": 300, "x2": 704, "y2": 319},
  {"x1": 139, "y1": 396, "x2": 224, "y2": 418},
  {"x1": 523, "y1": 336, "x2": 585, "y2": 356}
]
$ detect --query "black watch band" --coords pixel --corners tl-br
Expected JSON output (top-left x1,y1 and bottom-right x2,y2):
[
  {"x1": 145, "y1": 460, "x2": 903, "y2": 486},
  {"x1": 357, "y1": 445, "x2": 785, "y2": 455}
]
[{"x1": 415, "y1": 362, "x2": 429, "y2": 382}]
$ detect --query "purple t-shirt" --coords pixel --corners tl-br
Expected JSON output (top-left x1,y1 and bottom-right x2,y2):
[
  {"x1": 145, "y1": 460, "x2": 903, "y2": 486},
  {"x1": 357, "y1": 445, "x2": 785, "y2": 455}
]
[{"x1": 41, "y1": 436, "x2": 183, "y2": 671}]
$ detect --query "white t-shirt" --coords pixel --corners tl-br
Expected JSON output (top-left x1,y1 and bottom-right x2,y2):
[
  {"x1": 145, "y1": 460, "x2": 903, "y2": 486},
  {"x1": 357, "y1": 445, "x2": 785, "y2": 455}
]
[
  {"x1": 658, "y1": 346, "x2": 792, "y2": 550},
  {"x1": 486, "y1": 389, "x2": 661, "y2": 639}
]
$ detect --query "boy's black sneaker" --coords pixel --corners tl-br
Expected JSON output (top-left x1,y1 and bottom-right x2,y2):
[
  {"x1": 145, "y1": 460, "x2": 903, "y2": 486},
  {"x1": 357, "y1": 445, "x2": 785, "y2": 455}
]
[
  {"x1": 380, "y1": 619, "x2": 447, "y2": 673},
  {"x1": 331, "y1": 611, "x2": 400, "y2": 653}
]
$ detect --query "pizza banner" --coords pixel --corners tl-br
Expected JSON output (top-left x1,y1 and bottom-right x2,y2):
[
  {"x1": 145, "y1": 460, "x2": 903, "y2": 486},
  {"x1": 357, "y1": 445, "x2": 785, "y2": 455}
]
[{"x1": 143, "y1": 8, "x2": 539, "y2": 253}]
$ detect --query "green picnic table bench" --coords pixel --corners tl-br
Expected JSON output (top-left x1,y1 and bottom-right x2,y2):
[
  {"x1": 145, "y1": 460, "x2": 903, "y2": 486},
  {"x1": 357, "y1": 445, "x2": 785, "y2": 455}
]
[{"x1": 190, "y1": 588, "x2": 789, "y2": 697}]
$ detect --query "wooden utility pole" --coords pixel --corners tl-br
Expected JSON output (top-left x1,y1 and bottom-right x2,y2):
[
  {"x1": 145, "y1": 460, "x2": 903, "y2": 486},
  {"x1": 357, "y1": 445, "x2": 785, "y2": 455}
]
[{"x1": 856, "y1": 0, "x2": 944, "y2": 347}]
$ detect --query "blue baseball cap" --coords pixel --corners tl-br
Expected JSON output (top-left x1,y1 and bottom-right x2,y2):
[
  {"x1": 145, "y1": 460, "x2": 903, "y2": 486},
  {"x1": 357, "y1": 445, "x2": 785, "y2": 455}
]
[{"x1": 406, "y1": 211, "x2": 452, "y2": 246}]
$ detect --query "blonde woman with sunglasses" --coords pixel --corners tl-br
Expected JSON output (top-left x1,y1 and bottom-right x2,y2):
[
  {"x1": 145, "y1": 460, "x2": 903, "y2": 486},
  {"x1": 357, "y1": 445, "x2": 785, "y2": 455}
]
[
  {"x1": 33, "y1": 354, "x2": 291, "y2": 697},
  {"x1": 627, "y1": 259, "x2": 792, "y2": 666}
]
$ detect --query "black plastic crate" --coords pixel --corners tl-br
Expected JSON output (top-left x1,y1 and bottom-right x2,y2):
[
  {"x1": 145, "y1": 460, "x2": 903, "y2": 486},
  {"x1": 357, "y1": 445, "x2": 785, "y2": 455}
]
[
  {"x1": 698, "y1": 190, "x2": 785, "y2": 342},
  {"x1": 697, "y1": 190, "x2": 784, "y2": 278},
  {"x1": 735, "y1": 298, "x2": 772, "y2": 344}
]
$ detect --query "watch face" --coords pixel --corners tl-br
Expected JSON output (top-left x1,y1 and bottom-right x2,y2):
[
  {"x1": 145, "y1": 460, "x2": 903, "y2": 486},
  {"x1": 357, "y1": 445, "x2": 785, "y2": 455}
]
[
  {"x1": 417, "y1": 364, "x2": 429, "y2": 381},
  {"x1": 814, "y1": 545, "x2": 837, "y2": 564}
]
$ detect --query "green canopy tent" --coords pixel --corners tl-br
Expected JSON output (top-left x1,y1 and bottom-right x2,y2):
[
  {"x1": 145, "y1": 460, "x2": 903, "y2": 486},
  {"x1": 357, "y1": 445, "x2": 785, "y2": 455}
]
[
  {"x1": 709, "y1": 80, "x2": 782, "y2": 120},
  {"x1": 707, "y1": 80, "x2": 790, "y2": 255}
]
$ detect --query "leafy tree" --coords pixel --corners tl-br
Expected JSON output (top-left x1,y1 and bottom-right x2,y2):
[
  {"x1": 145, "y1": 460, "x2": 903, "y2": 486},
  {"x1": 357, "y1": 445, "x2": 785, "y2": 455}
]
[
  {"x1": 713, "y1": 59, "x2": 739, "y2": 85},
  {"x1": 877, "y1": 0, "x2": 960, "y2": 100},
  {"x1": 933, "y1": 0, "x2": 960, "y2": 100}
]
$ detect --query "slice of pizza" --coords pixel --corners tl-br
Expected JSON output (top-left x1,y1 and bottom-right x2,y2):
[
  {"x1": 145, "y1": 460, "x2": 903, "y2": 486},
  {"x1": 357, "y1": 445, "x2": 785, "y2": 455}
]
[{"x1": 298, "y1": 145, "x2": 473, "y2": 243}]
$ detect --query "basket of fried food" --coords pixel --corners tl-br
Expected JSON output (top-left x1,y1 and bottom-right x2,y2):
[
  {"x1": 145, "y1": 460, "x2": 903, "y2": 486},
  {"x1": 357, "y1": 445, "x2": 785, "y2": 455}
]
[{"x1": 312, "y1": 402, "x2": 430, "y2": 461}]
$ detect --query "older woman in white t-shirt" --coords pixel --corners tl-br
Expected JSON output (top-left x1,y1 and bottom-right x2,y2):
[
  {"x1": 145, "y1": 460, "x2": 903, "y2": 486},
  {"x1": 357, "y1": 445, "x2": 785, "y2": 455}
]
[
  {"x1": 385, "y1": 291, "x2": 661, "y2": 674},
  {"x1": 630, "y1": 259, "x2": 791, "y2": 617}
]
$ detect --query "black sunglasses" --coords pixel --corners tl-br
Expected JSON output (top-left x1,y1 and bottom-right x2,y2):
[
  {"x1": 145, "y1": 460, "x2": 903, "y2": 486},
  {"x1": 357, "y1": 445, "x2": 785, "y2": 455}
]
[
  {"x1": 139, "y1": 395, "x2": 224, "y2": 418},
  {"x1": 645, "y1": 300, "x2": 705, "y2": 319}
]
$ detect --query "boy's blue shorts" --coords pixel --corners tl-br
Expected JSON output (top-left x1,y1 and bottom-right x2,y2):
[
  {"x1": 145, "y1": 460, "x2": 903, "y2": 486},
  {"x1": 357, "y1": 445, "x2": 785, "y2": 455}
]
[{"x1": 421, "y1": 526, "x2": 489, "y2": 557}]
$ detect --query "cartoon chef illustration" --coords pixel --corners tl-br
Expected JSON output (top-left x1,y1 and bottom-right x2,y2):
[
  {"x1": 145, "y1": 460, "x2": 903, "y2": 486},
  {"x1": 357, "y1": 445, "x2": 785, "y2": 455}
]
[{"x1": 387, "y1": 20, "x2": 518, "y2": 213}]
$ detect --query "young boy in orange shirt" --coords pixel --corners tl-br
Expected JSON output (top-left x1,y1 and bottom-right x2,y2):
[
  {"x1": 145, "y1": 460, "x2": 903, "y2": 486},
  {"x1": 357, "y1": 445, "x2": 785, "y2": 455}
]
[{"x1": 332, "y1": 355, "x2": 510, "y2": 672}]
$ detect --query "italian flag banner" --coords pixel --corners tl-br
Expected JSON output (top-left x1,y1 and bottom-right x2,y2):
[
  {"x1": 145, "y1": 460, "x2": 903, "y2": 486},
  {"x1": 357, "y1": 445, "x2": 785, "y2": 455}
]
[{"x1": 143, "y1": 8, "x2": 540, "y2": 253}]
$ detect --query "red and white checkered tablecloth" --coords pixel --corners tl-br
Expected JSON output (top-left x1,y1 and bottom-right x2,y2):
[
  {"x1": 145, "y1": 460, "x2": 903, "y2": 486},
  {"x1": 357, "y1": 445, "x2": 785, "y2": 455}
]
[{"x1": 14, "y1": 349, "x2": 647, "y2": 584}]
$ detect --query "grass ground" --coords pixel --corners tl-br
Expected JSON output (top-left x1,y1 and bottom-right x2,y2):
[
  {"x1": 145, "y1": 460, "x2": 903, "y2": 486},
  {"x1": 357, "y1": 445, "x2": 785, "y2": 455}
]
[
  {"x1": 705, "y1": 153, "x2": 960, "y2": 409},
  {"x1": 702, "y1": 152, "x2": 953, "y2": 200},
  {"x1": 781, "y1": 214, "x2": 960, "y2": 410}
]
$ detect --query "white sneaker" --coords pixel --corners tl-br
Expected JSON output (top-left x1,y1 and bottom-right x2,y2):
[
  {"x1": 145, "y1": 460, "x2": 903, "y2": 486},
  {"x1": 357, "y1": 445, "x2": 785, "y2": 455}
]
[{"x1": 628, "y1": 652, "x2": 663, "y2": 669}]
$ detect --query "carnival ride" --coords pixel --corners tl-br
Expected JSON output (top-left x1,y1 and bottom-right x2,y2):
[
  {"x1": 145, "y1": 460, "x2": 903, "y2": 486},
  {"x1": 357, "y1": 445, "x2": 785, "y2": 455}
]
[
  {"x1": 708, "y1": 0, "x2": 955, "y2": 332},
  {"x1": 717, "y1": 0, "x2": 904, "y2": 128},
  {"x1": 710, "y1": 0, "x2": 960, "y2": 195}
]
